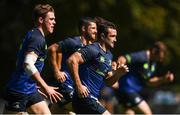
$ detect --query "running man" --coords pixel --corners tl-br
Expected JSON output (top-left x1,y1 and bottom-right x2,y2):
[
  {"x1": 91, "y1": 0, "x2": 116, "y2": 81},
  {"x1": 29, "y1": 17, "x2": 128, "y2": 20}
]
[
  {"x1": 47, "y1": 17, "x2": 97, "y2": 114},
  {"x1": 114, "y1": 41, "x2": 174, "y2": 115},
  {"x1": 67, "y1": 21, "x2": 129, "y2": 114},
  {"x1": 3, "y1": 4, "x2": 62, "y2": 114}
]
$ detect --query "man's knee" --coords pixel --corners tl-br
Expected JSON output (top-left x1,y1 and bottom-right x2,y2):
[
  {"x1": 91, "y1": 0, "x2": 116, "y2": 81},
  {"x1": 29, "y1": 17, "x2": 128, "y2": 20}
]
[
  {"x1": 102, "y1": 110, "x2": 111, "y2": 115},
  {"x1": 27, "y1": 101, "x2": 51, "y2": 114}
]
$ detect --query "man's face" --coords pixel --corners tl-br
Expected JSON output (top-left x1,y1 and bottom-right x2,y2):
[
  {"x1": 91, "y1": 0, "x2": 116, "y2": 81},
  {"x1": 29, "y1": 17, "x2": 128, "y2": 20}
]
[
  {"x1": 43, "y1": 11, "x2": 56, "y2": 35},
  {"x1": 85, "y1": 22, "x2": 97, "y2": 41},
  {"x1": 104, "y1": 28, "x2": 117, "y2": 48},
  {"x1": 154, "y1": 50, "x2": 165, "y2": 62}
]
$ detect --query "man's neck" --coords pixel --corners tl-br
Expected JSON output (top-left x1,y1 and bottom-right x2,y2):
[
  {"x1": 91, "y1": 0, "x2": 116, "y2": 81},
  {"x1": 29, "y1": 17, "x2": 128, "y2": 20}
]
[
  {"x1": 38, "y1": 27, "x2": 45, "y2": 37},
  {"x1": 80, "y1": 36, "x2": 88, "y2": 45},
  {"x1": 98, "y1": 42, "x2": 107, "y2": 52}
]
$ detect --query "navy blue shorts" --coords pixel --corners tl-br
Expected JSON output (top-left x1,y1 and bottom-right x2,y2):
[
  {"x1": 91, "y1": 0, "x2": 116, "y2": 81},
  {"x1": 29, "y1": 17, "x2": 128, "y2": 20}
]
[
  {"x1": 4, "y1": 90, "x2": 44, "y2": 112},
  {"x1": 56, "y1": 83, "x2": 74, "y2": 107},
  {"x1": 72, "y1": 96, "x2": 106, "y2": 114},
  {"x1": 47, "y1": 73, "x2": 74, "y2": 107},
  {"x1": 117, "y1": 92, "x2": 143, "y2": 108}
]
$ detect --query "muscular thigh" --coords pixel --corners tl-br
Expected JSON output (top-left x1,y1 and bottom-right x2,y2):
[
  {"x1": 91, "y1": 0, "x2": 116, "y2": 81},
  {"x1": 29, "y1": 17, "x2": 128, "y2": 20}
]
[
  {"x1": 27, "y1": 101, "x2": 50, "y2": 114},
  {"x1": 26, "y1": 91, "x2": 50, "y2": 114}
]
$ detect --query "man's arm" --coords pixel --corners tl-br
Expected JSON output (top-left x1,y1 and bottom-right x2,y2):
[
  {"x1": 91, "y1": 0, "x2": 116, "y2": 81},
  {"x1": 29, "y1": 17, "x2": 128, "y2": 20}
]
[
  {"x1": 67, "y1": 52, "x2": 89, "y2": 98},
  {"x1": 24, "y1": 51, "x2": 63, "y2": 103},
  {"x1": 48, "y1": 43, "x2": 66, "y2": 82},
  {"x1": 105, "y1": 56, "x2": 128, "y2": 87},
  {"x1": 147, "y1": 71, "x2": 174, "y2": 87},
  {"x1": 48, "y1": 43, "x2": 61, "y2": 71},
  {"x1": 105, "y1": 64, "x2": 129, "y2": 86}
]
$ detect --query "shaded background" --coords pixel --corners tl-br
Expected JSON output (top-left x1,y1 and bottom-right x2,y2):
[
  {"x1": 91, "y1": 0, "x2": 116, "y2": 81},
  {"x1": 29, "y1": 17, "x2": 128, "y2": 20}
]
[{"x1": 0, "y1": 0, "x2": 180, "y2": 113}]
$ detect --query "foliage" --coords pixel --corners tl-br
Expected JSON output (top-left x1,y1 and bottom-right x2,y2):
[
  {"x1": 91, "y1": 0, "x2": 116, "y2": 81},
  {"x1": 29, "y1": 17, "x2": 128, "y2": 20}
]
[{"x1": 0, "y1": 0, "x2": 179, "y2": 91}]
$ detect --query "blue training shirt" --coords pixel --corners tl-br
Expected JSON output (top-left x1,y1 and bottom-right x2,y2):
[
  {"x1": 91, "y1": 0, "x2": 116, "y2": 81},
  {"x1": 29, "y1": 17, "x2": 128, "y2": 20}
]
[
  {"x1": 118, "y1": 50, "x2": 156, "y2": 93},
  {"x1": 57, "y1": 36, "x2": 84, "y2": 72},
  {"x1": 78, "y1": 42, "x2": 113, "y2": 99},
  {"x1": 6, "y1": 28, "x2": 47, "y2": 94},
  {"x1": 49, "y1": 36, "x2": 84, "y2": 89}
]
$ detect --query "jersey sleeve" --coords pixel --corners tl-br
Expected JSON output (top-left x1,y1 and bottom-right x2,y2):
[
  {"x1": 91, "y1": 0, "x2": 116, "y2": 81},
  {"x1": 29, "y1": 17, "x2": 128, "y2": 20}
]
[
  {"x1": 26, "y1": 36, "x2": 45, "y2": 56},
  {"x1": 125, "y1": 51, "x2": 148, "y2": 64},
  {"x1": 78, "y1": 45, "x2": 99, "y2": 63},
  {"x1": 57, "y1": 37, "x2": 77, "y2": 53}
]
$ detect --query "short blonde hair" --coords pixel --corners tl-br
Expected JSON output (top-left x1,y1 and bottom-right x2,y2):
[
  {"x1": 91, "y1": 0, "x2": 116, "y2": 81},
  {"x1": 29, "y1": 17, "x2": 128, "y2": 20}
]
[{"x1": 32, "y1": 4, "x2": 54, "y2": 23}]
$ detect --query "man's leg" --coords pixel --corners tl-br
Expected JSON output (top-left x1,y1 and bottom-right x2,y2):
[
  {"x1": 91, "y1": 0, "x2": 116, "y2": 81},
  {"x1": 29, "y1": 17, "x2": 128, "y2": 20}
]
[
  {"x1": 3, "y1": 90, "x2": 28, "y2": 114},
  {"x1": 102, "y1": 110, "x2": 111, "y2": 115},
  {"x1": 136, "y1": 100, "x2": 152, "y2": 115},
  {"x1": 124, "y1": 108, "x2": 135, "y2": 115},
  {"x1": 119, "y1": 92, "x2": 150, "y2": 115},
  {"x1": 25, "y1": 90, "x2": 51, "y2": 114},
  {"x1": 27, "y1": 101, "x2": 51, "y2": 114},
  {"x1": 50, "y1": 83, "x2": 74, "y2": 114}
]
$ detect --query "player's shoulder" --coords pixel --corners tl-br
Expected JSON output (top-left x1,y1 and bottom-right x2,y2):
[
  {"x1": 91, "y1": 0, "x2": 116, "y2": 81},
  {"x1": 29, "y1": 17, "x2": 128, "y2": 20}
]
[
  {"x1": 62, "y1": 36, "x2": 80, "y2": 44},
  {"x1": 29, "y1": 28, "x2": 44, "y2": 41},
  {"x1": 64, "y1": 36, "x2": 79, "y2": 41},
  {"x1": 89, "y1": 42, "x2": 112, "y2": 55},
  {"x1": 130, "y1": 50, "x2": 146, "y2": 56},
  {"x1": 84, "y1": 42, "x2": 100, "y2": 54}
]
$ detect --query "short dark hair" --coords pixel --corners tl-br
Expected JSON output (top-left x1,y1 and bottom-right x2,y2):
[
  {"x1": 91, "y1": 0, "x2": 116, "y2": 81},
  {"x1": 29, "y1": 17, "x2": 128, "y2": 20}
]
[
  {"x1": 32, "y1": 4, "x2": 54, "y2": 23},
  {"x1": 78, "y1": 17, "x2": 96, "y2": 34},
  {"x1": 97, "y1": 21, "x2": 117, "y2": 38}
]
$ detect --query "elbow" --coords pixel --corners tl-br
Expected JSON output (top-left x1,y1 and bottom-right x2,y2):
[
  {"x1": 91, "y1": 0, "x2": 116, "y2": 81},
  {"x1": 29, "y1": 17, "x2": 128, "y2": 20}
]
[
  {"x1": 67, "y1": 56, "x2": 75, "y2": 68},
  {"x1": 48, "y1": 43, "x2": 59, "y2": 54},
  {"x1": 67, "y1": 52, "x2": 82, "y2": 69},
  {"x1": 23, "y1": 62, "x2": 38, "y2": 76}
]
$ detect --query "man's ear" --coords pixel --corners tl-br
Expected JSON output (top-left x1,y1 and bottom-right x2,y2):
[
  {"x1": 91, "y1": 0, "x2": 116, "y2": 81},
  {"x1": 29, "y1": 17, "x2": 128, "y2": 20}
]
[
  {"x1": 38, "y1": 17, "x2": 44, "y2": 24},
  {"x1": 81, "y1": 26, "x2": 86, "y2": 33},
  {"x1": 101, "y1": 33, "x2": 105, "y2": 40}
]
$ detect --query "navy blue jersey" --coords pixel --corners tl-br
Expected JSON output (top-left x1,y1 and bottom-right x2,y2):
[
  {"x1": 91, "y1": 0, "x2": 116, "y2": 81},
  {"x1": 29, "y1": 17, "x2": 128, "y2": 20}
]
[
  {"x1": 118, "y1": 51, "x2": 156, "y2": 93},
  {"x1": 56, "y1": 36, "x2": 84, "y2": 87},
  {"x1": 6, "y1": 28, "x2": 47, "y2": 94},
  {"x1": 78, "y1": 42, "x2": 113, "y2": 99},
  {"x1": 57, "y1": 36, "x2": 84, "y2": 72}
]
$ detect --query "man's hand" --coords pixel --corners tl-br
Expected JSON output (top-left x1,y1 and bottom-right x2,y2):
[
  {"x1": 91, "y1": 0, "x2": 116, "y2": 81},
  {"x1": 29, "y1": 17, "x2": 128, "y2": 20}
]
[
  {"x1": 37, "y1": 86, "x2": 48, "y2": 99},
  {"x1": 116, "y1": 64, "x2": 129, "y2": 75},
  {"x1": 44, "y1": 85, "x2": 63, "y2": 103},
  {"x1": 54, "y1": 71, "x2": 66, "y2": 83},
  {"x1": 76, "y1": 84, "x2": 89, "y2": 98},
  {"x1": 164, "y1": 71, "x2": 174, "y2": 83}
]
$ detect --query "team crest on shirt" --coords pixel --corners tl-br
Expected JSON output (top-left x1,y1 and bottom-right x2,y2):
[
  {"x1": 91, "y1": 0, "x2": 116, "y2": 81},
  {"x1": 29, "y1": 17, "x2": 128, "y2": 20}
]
[{"x1": 100, "y1": 56, "x2": 105, "y2": 62}]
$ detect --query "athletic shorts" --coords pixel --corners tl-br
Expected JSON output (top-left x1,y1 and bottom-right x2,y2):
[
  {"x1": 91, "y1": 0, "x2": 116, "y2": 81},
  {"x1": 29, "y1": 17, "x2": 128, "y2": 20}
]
[
  {"x1": 47, "y1": 72, "x2": 74, "y2": 107},
  {"x1": 72, "y1": 96, "x2": 106, "y2": 114},
  {"x1": 56, "y1": 83, "x2": 74, "y2": 107},
  {"x1": 117, "y1": 92, "x2": 143, "y2": 108},
  {"x1": 99, "y1": 86, "x2": 115, "y2": 103},
  {"x1": 4, "y1": 90, "x2": 44, "y2": 112}
]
